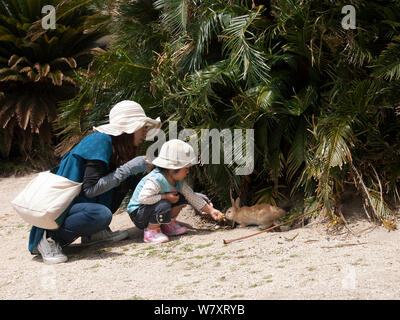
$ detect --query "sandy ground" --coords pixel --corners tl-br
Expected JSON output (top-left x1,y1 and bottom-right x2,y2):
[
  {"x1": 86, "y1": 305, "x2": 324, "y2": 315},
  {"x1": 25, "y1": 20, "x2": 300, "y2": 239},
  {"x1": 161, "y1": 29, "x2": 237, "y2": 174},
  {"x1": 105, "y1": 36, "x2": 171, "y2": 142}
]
[{"x1": 1, "y1": 173, "x2": 400, "y2": 300}]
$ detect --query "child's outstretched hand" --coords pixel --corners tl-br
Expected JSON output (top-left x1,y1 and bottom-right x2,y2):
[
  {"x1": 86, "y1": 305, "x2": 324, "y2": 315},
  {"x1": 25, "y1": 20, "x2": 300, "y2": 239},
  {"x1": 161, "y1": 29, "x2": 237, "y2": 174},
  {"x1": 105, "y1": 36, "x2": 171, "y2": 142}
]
[
  {"x1": 201, "y1": 200, "x2": 226, "y2": 222},
  {"x1": 208, "y1": 208, "x2": 226, "y2": 222}
]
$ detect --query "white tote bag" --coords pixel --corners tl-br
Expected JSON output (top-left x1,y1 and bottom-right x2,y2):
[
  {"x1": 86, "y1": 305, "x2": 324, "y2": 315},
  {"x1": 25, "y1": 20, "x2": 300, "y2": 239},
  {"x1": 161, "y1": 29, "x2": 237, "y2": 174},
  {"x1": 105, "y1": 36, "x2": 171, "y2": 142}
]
[{"x1": 11, "y1": 171, "x2": 82, "y2": 230}]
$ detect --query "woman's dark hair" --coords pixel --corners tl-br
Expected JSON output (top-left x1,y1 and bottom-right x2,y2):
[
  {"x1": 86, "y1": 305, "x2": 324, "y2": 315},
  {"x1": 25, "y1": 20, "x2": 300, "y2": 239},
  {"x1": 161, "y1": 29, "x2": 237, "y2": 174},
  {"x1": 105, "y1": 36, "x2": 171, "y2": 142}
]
[{"x1": 110, "y1": 133, "x2": 137, "y2": 169}]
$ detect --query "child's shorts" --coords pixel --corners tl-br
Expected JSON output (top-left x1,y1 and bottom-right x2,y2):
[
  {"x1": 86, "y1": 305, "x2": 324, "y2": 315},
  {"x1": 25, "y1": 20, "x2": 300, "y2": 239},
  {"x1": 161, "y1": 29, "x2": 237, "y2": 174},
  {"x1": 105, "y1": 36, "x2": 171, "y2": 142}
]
[{"x1": 128, "y1": 193, "x2": 210, "y2": 229}]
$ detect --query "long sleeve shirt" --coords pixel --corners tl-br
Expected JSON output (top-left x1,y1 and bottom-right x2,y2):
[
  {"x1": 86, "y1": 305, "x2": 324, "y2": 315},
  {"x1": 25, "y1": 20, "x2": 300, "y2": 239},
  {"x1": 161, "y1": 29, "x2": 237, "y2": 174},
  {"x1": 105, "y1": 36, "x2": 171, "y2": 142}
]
[
  {"x1": 82, "y1": 158, "x2": 145, "y2": 213},
  {"x1": 138, "y1": 178, "x2": 207, "y2": 212}
]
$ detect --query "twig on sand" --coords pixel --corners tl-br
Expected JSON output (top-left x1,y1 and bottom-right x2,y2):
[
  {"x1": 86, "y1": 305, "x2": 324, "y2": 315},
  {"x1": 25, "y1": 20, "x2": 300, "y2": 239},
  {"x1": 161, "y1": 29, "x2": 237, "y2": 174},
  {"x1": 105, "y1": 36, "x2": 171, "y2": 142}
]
[
  {"x1": 321, "y1": 242, "x2": 367, "y2": 249},
  {"x1": 355, "y1": 224, "x2": 378, "y2": 236},
  {"x1": 284, "y1": 233, "x2": 299, "y2": 241}
]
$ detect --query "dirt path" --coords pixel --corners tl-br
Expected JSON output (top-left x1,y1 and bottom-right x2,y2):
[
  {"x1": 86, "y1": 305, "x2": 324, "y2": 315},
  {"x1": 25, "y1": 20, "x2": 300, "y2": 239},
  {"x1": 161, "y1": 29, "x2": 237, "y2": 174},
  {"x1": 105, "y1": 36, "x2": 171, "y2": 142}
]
[{"x1": 1, "y1": 173, "x2": 399, "y2": 300}]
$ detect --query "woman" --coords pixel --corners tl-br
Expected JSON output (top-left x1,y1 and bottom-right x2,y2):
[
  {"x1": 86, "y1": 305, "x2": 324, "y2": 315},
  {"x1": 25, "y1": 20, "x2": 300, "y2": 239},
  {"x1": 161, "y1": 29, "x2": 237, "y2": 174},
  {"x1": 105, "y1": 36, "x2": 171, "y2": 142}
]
[{"x1": 29, "y1": 100, "x2": 161, "y2": 264}]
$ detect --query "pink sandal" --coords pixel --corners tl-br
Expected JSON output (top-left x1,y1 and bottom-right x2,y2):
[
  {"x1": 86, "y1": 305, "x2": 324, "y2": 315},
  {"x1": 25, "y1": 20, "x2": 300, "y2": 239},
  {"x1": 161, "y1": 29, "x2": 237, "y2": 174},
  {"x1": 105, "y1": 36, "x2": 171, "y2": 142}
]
[
  {"x1": 143, "y1": 228, "x2": 169, "y2": 243},
  {"x1": 161, "y1": 219, "x2": 187, "y2": 236}
]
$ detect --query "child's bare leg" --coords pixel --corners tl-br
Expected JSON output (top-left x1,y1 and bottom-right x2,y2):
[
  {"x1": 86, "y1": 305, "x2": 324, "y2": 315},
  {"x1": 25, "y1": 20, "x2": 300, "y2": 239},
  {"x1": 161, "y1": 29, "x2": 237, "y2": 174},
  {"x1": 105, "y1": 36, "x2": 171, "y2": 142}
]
[{"x1": 170, "y1": 204, "x2": 185, "y2": 219}]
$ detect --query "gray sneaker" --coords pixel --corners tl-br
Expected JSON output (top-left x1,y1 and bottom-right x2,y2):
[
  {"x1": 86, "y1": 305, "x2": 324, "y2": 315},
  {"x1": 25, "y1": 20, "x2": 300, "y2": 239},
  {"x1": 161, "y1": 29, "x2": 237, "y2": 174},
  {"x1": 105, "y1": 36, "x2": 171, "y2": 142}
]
[
  {"x1": 81, "y1": 228, "x2": 129, "y2": 246},
  {"x1": 37, "y1": 231, "x2": 68, "y2": 264}
]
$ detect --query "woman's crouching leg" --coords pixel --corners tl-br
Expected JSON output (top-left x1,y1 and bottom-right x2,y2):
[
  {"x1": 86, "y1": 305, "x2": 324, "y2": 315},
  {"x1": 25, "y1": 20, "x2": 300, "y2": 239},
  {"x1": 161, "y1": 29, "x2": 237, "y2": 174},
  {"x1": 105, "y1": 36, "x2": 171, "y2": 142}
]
[{"x1": 47, "y1": 203, "x2": 112, "y2": 246}]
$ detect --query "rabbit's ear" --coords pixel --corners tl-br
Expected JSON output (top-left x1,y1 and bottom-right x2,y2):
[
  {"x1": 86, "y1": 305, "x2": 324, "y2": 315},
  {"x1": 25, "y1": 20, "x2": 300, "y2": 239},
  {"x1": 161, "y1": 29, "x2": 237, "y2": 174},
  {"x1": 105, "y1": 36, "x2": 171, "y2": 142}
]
[
  {"x1": 229, "y1": 189, "x2": 235, "y2": 207},
  {"x1": 234, "y1": 197, "x2": 240, "y2": 208}
]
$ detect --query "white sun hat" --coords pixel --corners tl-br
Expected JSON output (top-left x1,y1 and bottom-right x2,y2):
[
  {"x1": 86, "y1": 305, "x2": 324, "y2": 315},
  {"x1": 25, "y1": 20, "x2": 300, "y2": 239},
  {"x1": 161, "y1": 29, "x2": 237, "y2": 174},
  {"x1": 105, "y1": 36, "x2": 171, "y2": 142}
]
[
  {"x1": 93, "y1": 100, "x2": 161, "y2": 140},
  {"x1": 152, "y1": 139, "x2": 198, "y2": 169}
]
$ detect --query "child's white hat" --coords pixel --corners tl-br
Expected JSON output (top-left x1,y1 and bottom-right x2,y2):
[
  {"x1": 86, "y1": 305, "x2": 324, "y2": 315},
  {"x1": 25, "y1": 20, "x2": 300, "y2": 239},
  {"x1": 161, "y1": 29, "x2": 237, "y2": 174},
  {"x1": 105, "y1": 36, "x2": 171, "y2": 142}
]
[
  {"x1": 152, "y1": 139, "x2": 197, "y2": 169},
  {"x1": 93, "y1": 100, "x2": 161, "y2": 140}
]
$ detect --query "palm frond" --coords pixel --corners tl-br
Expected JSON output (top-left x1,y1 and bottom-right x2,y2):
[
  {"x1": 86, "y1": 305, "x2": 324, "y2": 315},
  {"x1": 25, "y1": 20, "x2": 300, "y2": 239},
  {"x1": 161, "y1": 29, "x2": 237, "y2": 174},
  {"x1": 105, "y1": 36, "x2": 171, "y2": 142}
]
[
  {"x1": 222, "y1": 7, "x2": 270, "y2": 85},
  {"x1": 372, "y1": 35, "x2": 400, "y2": 80},
  {"x1": 154, "y1": 0, "x2": 190, "y2": 36}
]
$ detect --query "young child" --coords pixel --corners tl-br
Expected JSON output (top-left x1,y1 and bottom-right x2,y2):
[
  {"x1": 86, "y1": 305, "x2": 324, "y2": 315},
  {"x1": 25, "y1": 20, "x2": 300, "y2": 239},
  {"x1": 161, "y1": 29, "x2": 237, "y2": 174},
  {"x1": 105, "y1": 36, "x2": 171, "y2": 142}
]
[{"x1": 127, "y1": 139, "x2": 225, "y2": 243}]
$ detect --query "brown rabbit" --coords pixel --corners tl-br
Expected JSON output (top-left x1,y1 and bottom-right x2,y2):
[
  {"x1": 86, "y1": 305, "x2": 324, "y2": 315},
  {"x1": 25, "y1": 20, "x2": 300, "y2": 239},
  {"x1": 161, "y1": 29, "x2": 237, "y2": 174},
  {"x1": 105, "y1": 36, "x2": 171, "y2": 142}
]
[{"x1": 225, "y1": 190, "x2": 286, "y2": 229}]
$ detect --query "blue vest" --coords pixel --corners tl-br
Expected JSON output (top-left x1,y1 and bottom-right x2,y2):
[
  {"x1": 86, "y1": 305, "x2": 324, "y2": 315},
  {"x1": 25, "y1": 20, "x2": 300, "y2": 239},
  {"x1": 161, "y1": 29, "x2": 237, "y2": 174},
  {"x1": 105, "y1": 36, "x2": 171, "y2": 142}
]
[
  {"x1": 127, "y1": 168, "x2": 184, "y2": 213},
  {"x1": 28, "y1": 132, "x2": 113, "y2": 253}
]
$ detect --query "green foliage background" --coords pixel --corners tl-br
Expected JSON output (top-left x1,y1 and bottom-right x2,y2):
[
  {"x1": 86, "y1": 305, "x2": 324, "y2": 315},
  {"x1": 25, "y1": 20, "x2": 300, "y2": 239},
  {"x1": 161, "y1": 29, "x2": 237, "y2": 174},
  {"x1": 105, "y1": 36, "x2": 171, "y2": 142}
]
[
  {"x1": 2, "y1": 0, "x2": 400, "y2": 227},
  {"x1": 0, "y1": 0, "x2": 108, "y2": 168}
]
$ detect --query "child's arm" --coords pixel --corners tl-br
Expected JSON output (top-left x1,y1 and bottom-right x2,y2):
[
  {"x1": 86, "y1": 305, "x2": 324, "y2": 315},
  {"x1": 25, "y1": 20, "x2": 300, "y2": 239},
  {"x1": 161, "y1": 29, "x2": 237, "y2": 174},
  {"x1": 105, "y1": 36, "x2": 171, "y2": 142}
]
[
  {"x1": 138, "y1": 179, "x2": 162, "y2": 205},
  {"x1": 200, "y1": 202, "x2": 225, "y2": 221},
  {"x1": 139, "y1": 179, "x2": 179, "y2": 204},
  {"x1": 181, "y1": 182, "x2": 225, "y2": 221},
  {"x1": 180, "y1": 182, "x2": 207, "y2": 211}
]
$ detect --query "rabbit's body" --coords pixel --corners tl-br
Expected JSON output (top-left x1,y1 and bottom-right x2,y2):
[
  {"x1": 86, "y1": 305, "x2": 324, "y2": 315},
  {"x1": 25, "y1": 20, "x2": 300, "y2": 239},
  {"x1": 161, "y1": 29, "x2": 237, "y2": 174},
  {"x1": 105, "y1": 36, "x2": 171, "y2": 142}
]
[{"x1": 225, "y1": 193, "x2": 286, "y2": 229}]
